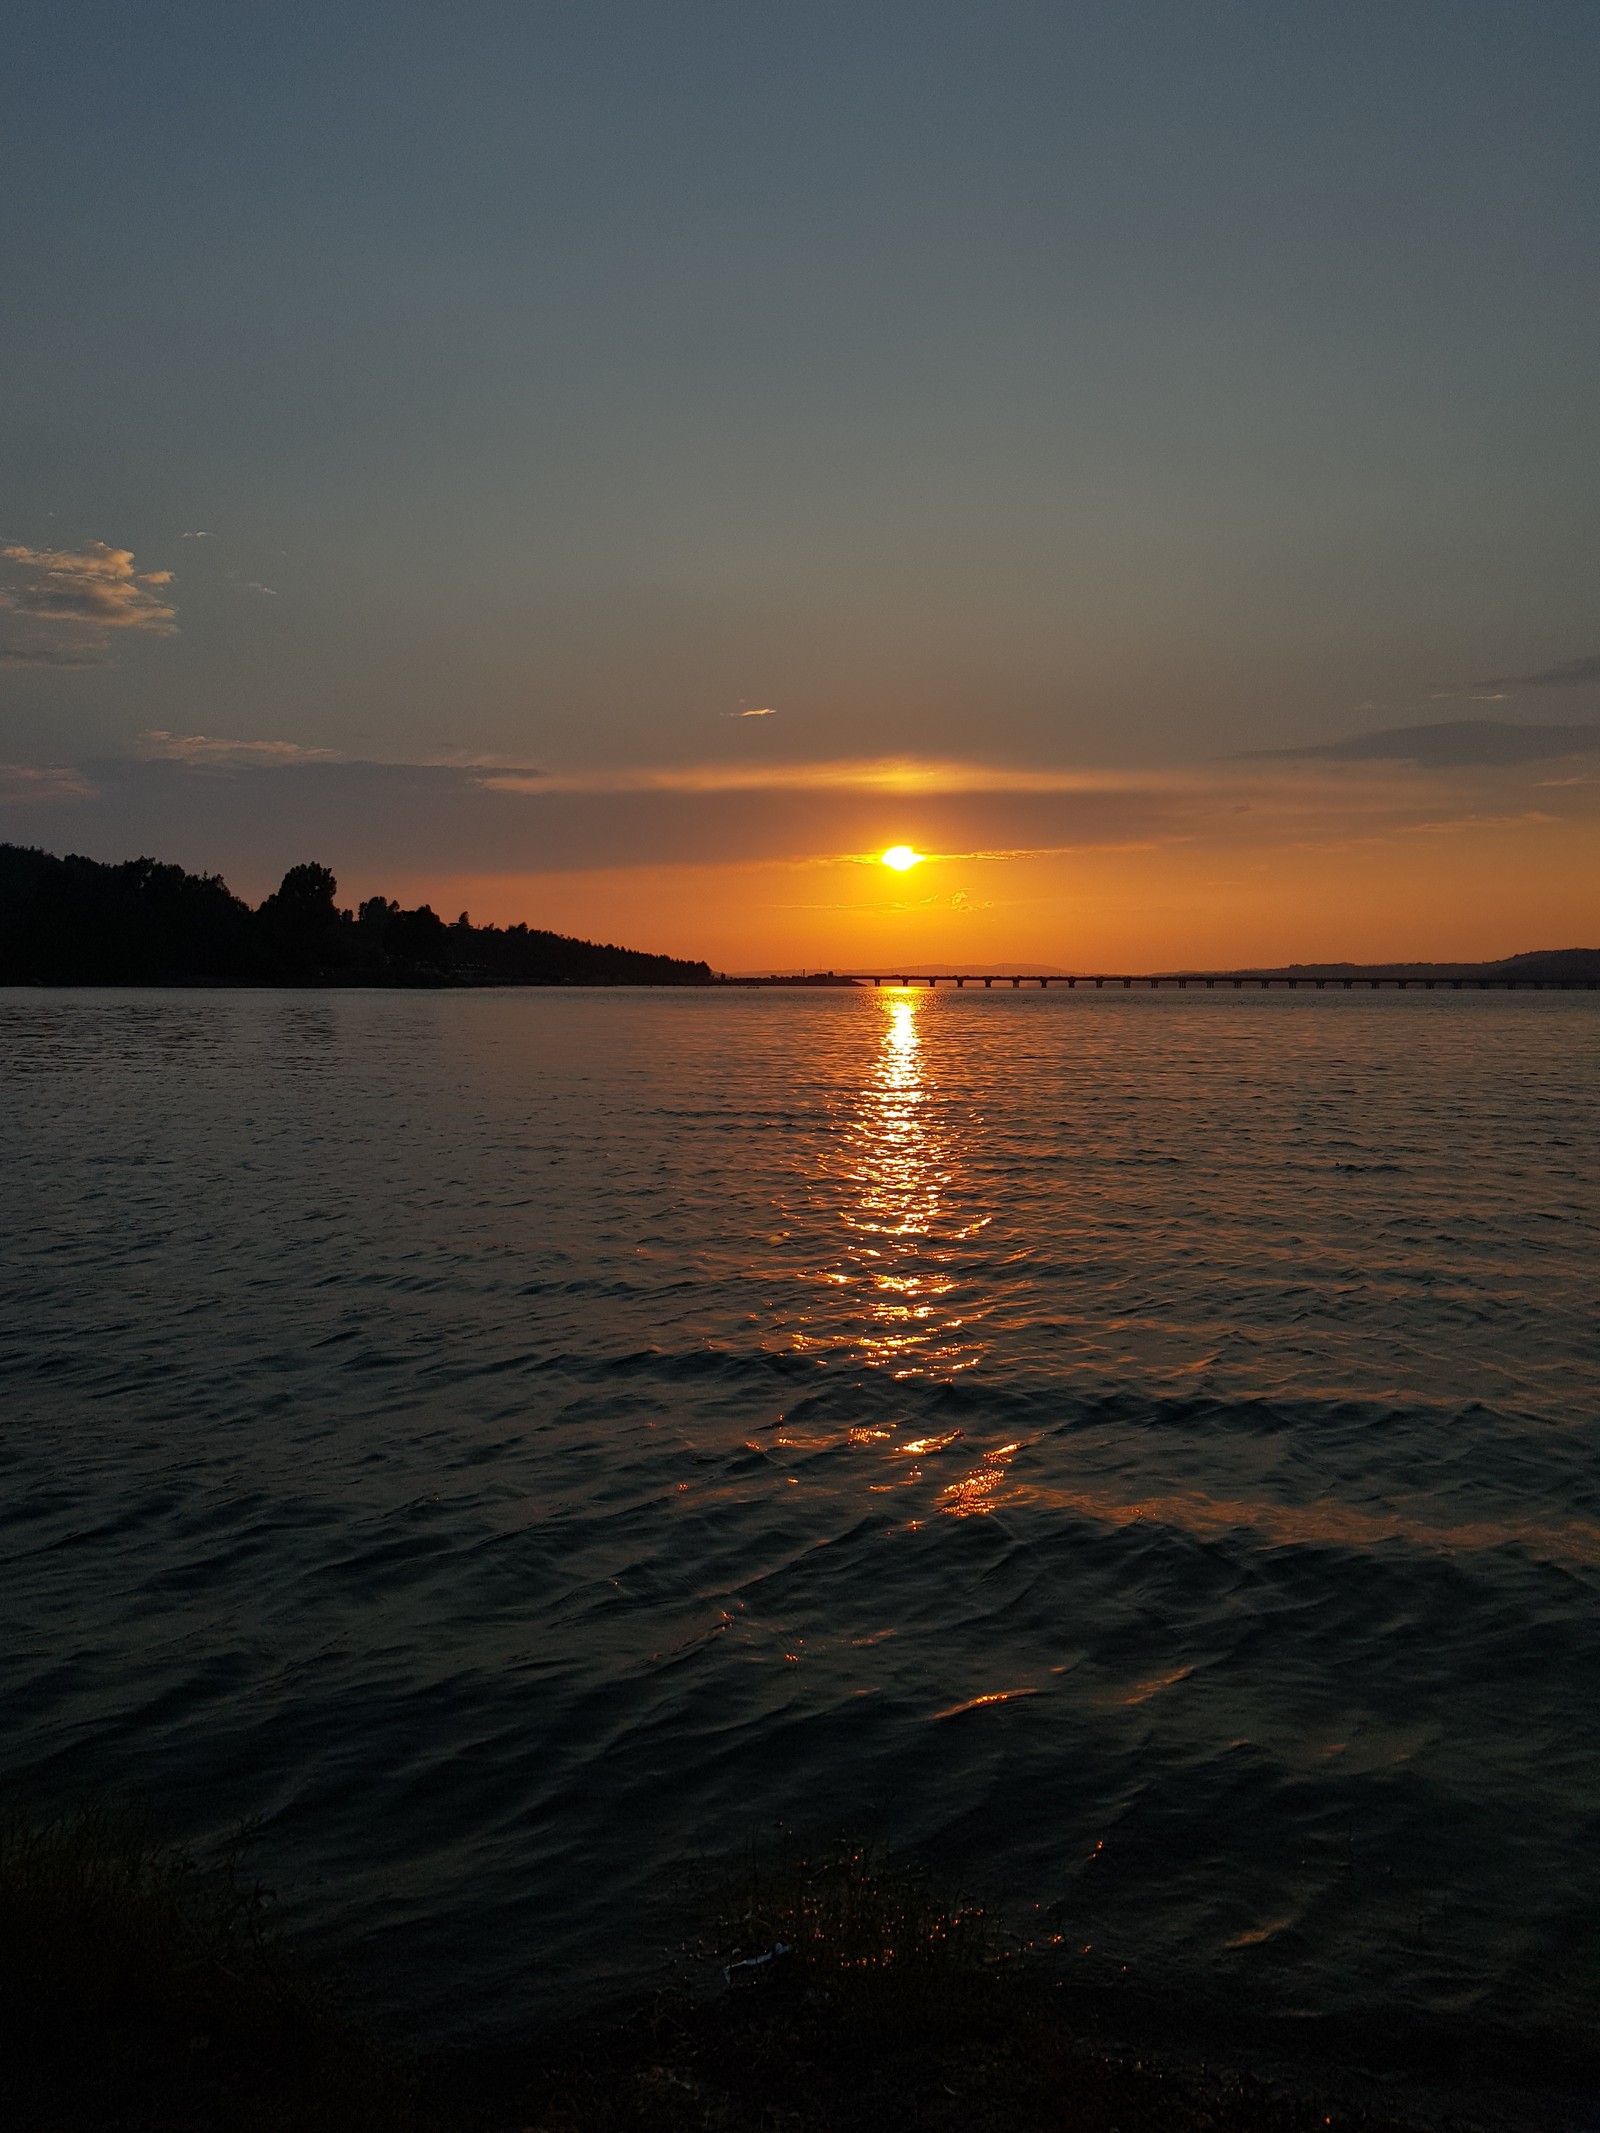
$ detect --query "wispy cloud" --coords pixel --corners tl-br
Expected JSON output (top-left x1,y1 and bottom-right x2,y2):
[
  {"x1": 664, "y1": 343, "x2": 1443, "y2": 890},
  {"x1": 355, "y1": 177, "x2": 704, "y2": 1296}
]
[
  {"x1": 137, "y1": 729, "x2": 336, "y2": 766},
  {"x1": 1486, "y1": 653, "x2": 1600, "y2": 688},
  {"x1": 834, "y1": 843, "x2": 1083, "y2": 866},
  {"x1": 6, "y1": 733, "x2": 1591, "y2": 898},
  {"x1": 0, "y1": 635, "x2": 110, "y2": 668},
  {"x1": 1239, "y1": 719, "x2": 1600, "y2": 769},
  {"x1": 725, "y1": 705, "x2": 777, "y2": 718},
  {"x1": 0, "y1": 762, "x2": 96, "y2": 803},
  {"x1": 1, "y1": 541, "x2": 177, "y2": 635},
  {"x1": 479, "y1": 757, "x2": 1146, "y2": 797},
  {"x1": 1404, "y1": 810, "x2": 1556, "y2": 835}
]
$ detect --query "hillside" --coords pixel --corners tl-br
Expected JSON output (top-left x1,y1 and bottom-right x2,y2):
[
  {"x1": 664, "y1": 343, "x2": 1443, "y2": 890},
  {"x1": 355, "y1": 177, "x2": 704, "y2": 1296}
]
[
  {"x1": 1207, "y1": 948, "x2": 1600, "y2": 983},
  {"x1": 0, "y1": 844, "x2": 713, "y2": 987}
]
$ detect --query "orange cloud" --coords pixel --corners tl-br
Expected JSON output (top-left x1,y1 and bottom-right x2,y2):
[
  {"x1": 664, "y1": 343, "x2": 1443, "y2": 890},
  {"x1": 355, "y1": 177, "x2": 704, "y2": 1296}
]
[
  {"x1": 137, "y1": 729, "x2": 336, "y2": 767},
  {"x1": 1, "y1": 541, "x2": 178, "y2": 635},
  {"x1": 478, "y1": 756, "x2": 1157, "y2": 797},
  {"x1": 0, "y1": 762, "x2": 97, "y2": 803}
]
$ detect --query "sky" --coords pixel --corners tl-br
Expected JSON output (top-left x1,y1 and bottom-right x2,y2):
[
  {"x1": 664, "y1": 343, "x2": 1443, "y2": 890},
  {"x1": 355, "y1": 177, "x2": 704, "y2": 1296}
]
[{"x1": 2, "y1": 0, "x2": 1598, "y2": 970}]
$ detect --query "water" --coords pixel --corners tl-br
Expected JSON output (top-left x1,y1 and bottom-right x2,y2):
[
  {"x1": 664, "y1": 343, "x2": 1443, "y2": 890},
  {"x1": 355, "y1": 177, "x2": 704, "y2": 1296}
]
[{"x1": 3, "y1": 986, "x2": 1597, "y2": 2045}]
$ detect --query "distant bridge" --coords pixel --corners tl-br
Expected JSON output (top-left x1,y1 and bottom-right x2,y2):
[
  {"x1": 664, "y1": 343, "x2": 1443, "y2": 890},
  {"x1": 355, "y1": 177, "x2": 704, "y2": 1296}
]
[{"x1": 726, "y1": 972, "x2": 1599, "y2": 991}]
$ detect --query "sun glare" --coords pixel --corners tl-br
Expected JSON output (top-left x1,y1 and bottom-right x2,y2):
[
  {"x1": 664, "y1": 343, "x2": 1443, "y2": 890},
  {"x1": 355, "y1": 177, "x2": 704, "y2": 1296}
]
[{"x1": 881, "y1": 845, "x2": 923, "y2": 872}]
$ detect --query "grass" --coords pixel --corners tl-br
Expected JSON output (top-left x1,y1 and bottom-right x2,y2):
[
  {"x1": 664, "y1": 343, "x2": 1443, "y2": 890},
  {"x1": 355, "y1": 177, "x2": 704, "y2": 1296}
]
[{"x1": 0, "y1": 1798, "x2": 417, "y2": 2131}]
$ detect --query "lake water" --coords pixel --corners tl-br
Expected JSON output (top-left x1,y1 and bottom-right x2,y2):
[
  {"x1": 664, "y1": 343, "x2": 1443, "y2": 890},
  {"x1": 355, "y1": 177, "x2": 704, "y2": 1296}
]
[{"x1": 3, "y1": 986, "x2": 1597, "y2": 2046}]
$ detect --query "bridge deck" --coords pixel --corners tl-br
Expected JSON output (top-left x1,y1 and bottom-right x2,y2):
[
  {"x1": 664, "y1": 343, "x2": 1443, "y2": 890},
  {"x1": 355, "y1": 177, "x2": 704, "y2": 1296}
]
[{"x1": 728, "y1": 973, "x2": 1598, "y2": 990}]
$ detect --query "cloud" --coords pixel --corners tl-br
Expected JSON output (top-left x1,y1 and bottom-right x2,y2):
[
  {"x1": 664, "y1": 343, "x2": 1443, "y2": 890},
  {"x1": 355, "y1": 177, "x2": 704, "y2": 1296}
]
[
  {"x1": 5, "y1": 738, "x2": 1591, "y2": 901},
  {"x1": 1, "y1": 541, "x2": 178, "y2": 635},
  {"x1": 1240, "y1": 719, "x2": 1600, "y2": 769},
  {"x1": 0, "y1": 762, "x2": 96, "y2": 803},
  {"x1": 478, "y1": 756, "x2": 1143, "y2": 797},
  {"x1": 137, "y1": 729, "x2": 336, "y2": 766},
  {"x1": 1486, "y1": 654, "x2": 1600, "y2": 688},
  {"x1": 1404, "y1": 811, "x2": 1557, "y2": 835},
  {"x1": 0, "y1": 753, "x2": 1191, "y2": 885},
  {"x1": 0, "y1": 634, "x2": 110, "y2": 668},
  {"x1": 726, "y1": 705, "x2": 776, "y2": 717}
]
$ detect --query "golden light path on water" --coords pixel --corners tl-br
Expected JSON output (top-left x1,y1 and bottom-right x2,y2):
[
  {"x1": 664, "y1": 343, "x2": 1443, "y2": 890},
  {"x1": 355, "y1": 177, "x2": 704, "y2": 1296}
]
[
  {"x1": 792, "y1": 988, "x2": 1024, "y2": 1517},
  {"x1": 784, "y1": 991, "x2": 1600, "y2": 1556}
]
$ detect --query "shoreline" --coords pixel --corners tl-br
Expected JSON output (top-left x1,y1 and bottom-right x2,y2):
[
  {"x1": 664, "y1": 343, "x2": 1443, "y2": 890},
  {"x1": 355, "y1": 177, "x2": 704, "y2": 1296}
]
[
  {"x1": 426, "y1": 1986, "x2": 1600, "y2": 2133},
  {"x1": 6, "y1": 1809, "x2": 1596, "y2": 2132}
]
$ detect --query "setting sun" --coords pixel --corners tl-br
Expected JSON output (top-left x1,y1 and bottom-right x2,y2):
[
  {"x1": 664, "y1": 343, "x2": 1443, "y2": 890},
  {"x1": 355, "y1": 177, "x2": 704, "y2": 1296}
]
[{"x1": 881, "y1": 845, "x2": 924, "y2": 872}]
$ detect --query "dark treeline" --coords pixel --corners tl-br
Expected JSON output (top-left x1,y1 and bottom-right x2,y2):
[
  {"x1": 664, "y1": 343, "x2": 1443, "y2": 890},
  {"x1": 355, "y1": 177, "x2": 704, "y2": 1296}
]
[{"x1": 0, "y1": 843, "x2": 715, "y2": 986}]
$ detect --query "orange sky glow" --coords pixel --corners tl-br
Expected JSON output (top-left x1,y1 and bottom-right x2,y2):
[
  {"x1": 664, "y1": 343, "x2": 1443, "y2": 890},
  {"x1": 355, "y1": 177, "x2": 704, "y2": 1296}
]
[{"x1": 374, "y1": 786, "x2": 1598, "y2": 972}]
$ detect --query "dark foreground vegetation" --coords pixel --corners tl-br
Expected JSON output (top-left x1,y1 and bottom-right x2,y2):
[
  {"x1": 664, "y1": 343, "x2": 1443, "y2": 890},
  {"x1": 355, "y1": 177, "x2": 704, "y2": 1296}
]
[
  {"x1": 0, "y1": 844, "x2": 713, "y2": 986},
  {"x1": 0, "y1": 1801, "x2": 409, "y2": 2131},
  {"x1": 6, "y1": 1808, "x2": 1592, "y2": 2133}
]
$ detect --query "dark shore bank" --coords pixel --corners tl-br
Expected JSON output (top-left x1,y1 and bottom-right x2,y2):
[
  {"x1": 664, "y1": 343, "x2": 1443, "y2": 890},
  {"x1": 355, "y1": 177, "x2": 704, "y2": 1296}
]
[
  {"x1": 3, "y1": 1808, "x2": 1594, "y2": 2133},
  {"x1": 0, "y1": 845, "x2": 713, "y2": 988}
]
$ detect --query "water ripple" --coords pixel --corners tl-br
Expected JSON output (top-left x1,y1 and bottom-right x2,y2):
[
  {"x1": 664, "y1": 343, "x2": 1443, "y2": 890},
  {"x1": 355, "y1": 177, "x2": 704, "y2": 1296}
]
[{"x1": 1, "y1": 985, "x2": 1597, "y2": 2042}]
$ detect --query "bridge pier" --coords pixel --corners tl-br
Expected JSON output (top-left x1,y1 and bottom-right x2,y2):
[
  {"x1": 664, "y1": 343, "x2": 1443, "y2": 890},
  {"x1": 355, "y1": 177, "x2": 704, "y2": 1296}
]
[{"x1": 745, "y1": 966, "x2": 1598, "y2": 990}]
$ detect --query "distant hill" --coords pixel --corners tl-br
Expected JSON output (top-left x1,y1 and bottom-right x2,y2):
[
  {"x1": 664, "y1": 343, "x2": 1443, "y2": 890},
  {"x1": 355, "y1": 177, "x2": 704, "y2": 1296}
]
[
  {"x1": 745, "y1": 950, "x2": 1600, "y2": 985},
  {"x1": 1199, "y1": 948, "x2": 1600, "y2": 983},
  {"x1": 0, "y1": 844, "x2": 714, "y2": 987}
]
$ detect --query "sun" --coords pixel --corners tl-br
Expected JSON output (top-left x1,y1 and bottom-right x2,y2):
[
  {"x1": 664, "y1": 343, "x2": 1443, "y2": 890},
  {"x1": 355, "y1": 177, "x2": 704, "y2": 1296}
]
[{"x1": 880, "y1": 845, "x2": 924, "y2": 872}]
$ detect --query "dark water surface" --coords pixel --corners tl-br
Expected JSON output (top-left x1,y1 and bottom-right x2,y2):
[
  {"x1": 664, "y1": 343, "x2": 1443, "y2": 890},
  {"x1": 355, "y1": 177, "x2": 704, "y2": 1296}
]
[{"x1": 3, "y1": 987, "x2": 1597, "y2": 2041}]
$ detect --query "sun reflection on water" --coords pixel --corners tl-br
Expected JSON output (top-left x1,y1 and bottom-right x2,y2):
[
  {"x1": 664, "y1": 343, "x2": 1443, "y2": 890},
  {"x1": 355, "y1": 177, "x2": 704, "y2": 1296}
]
[{"x1": 797, "y1": 989, "x2": 991, "y2": 1380}]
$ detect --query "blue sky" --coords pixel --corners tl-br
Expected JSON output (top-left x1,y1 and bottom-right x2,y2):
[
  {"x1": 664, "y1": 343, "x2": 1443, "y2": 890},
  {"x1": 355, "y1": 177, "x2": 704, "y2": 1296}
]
[{"x1": 3, "y1": 3, "x2": 1597, "y2": 962}]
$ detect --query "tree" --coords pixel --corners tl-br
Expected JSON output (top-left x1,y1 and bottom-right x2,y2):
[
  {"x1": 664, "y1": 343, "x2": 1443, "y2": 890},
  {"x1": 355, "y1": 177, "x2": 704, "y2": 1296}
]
[
  {"x1": 386, "y1": 903, "x2": 448, "y2": 968},
  {"x1": 258, "y1": 861, "x2": 343, "y2": 977},
  {"x1": 266, "y1": 863, "x2": 339, "y2": 924}
]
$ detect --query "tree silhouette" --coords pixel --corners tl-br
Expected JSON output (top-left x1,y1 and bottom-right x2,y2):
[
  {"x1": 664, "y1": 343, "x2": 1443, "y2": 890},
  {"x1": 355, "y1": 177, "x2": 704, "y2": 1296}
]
[
  {"x1": 0, "y1": 842, "x2": 718, "y2": 987},
  {"x1": 258, "y1": 862, "x2": 342, "y2": 979},
  {"x1": 266, "y1": 862, "x2": 338, "y2": 924}
]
